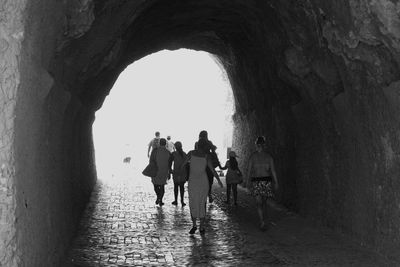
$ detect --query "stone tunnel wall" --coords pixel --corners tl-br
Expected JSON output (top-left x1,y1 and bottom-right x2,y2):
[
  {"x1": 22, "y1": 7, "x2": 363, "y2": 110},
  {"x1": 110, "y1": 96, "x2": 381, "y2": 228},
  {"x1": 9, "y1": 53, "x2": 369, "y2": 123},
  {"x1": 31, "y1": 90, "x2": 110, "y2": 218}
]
[
  {"x1": 0, "y1": 0, "x2": 97, "y2": 266},
  {"x1": 230, "y1": 1, "x2": 400, "y2": 260},
  {"x1": 0, "y1": 0, "x2": 26, "y2": 266}
]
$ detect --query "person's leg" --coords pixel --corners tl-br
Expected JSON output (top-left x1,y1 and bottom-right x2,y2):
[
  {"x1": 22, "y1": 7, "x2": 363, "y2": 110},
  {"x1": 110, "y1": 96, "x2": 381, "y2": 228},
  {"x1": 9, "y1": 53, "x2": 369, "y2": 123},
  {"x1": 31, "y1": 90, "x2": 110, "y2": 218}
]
[
  {"x1": 159, "y1": 185, "x2": 165, "y2": 205},
  {"x1": 255, "y1": 195, "x2": 265, "y2": 229},
  {"x1": 199, "y1": 217, "x2": 206, "y2": 234},
  {"x1": 206, "y1": 168, "x2": 214, "y2": 202},
  {"x1": 172, "y1": 183, "x2": 178, "y2": 205},
  {"x1": 226, "y1": 184, "x2": 231, "y2": 203},
  {"x1": 232, "y1": 183, "x2": 238, "y2": 205},
  {"x1": 189, "y1": 215, "x2": 197, "y2": 234},
  {"x1": 179, "y1": 182, "x2": 185, "y2": 206},
  {"x1": 154, "y1": 184, "x2": 160, "y2": 204}
]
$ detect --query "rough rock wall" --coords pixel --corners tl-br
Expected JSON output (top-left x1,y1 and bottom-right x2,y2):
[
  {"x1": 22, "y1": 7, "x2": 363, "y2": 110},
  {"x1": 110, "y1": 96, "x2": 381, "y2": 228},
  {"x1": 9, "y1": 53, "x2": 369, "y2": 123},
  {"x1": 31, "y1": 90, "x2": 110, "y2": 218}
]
[
  {"x1": 0, "y1": 0, "x2": 27, "y2": 266},
  {"x1": 230, "y1": 0, "x2": 400, "y2": 259},
  {"x1": 9, "y1": 0, "x2": 96, "y2": 266}
]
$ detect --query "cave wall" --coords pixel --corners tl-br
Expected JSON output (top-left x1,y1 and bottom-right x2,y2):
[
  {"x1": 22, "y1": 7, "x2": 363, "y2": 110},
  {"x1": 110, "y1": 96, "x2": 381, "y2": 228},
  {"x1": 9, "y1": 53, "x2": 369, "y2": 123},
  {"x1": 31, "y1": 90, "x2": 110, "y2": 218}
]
[
  {"x1": 0, "y1": 0, "x2": 26, "y2": 266},
  {"x1": 4, "y1": 0, "x2": 97, "y2": 266},
  {"x1": 229, "y1": 0, "x2": 400, "y2": 259}
]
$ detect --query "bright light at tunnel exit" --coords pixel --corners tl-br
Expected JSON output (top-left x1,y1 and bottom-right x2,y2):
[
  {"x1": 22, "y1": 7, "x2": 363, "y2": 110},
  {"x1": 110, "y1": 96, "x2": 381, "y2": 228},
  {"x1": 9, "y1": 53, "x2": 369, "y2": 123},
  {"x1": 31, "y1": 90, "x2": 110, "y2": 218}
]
[{"x1": 93, "y1": 49, "x2": 235, "y2": 181}]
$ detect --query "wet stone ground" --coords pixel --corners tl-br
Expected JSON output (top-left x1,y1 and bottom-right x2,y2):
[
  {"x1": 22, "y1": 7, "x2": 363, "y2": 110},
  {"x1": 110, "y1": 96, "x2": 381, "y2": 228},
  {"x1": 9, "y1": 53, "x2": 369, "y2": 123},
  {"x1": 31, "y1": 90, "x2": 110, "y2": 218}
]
[{"x1": 64, "y1": 165, "x2": 396, "y2": 266}]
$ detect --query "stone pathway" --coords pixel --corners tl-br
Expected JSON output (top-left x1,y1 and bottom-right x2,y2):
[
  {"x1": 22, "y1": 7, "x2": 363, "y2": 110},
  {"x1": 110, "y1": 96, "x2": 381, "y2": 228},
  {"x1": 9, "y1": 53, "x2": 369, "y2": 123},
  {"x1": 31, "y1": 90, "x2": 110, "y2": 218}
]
[{"x1": 64, "y1": 165, "x2": 396, "y2": 266}]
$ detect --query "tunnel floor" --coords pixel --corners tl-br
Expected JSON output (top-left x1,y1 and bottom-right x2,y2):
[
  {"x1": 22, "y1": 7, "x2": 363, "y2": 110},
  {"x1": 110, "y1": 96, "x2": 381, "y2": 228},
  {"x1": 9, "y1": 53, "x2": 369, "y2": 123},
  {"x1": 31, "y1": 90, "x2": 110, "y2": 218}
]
[{"x1": 64, "y1": 165, "x2": 394, "y2": 266}]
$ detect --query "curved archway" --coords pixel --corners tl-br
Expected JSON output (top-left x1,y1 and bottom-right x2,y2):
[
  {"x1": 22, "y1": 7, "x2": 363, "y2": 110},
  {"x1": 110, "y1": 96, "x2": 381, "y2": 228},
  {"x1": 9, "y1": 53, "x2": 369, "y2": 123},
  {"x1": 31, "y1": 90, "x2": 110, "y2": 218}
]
[{"x1": 93, "y1": 48, "x2": 234, "y2": 180}]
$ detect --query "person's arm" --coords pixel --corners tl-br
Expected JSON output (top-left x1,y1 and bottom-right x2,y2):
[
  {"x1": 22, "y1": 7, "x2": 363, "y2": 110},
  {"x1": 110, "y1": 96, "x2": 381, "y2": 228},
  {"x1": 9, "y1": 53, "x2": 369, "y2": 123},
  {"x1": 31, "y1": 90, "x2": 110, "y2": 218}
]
[
  {"x1": 168, "y1": 153, "x2": 174, "y2": 173},
  {"x1": 219, "y1": 161, "x2": 228, "y2": 170},
  {"x1": 207, "y1": 156, "x2": 223, "y2": 187},
  {"x1": 147, "y1": 140, "x2": 152, "y2": 158},
  {"x1": 270, "y1": 157, "x2": 279, "y2": 190},
  {"x1": 180, "y1": 151, "x2": 191, "y2": 172}
]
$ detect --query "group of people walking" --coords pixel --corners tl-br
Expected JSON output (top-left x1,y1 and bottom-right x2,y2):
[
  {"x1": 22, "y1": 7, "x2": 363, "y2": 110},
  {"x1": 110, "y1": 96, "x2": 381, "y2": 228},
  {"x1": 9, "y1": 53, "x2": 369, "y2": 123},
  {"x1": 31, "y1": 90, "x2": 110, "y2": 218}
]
[{"x1": 146, "y1": 130, "x2": 279, "y2": 233}]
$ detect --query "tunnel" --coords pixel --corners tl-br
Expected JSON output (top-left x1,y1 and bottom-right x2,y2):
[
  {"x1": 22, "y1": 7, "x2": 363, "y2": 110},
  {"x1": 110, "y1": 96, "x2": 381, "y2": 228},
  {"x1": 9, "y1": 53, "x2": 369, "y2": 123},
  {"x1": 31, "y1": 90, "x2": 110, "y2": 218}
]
[{"x1": 1, "y1": 0, "x2": 400, "y2": 265}]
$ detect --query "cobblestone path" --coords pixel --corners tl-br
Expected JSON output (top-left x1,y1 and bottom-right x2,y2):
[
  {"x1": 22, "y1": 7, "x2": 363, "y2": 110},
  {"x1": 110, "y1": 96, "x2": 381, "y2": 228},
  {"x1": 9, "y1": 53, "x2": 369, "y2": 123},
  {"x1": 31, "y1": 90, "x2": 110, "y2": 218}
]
[{"x1": 64, "y1": 165, "x2": 396, "y2": 266}]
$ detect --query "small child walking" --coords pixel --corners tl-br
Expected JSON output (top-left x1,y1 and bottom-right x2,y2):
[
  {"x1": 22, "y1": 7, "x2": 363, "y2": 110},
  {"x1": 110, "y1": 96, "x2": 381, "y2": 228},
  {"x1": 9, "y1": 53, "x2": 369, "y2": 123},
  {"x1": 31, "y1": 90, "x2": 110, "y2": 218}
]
[{"x1": 220, "y1": 151, "x2": 243, "y2": 205}]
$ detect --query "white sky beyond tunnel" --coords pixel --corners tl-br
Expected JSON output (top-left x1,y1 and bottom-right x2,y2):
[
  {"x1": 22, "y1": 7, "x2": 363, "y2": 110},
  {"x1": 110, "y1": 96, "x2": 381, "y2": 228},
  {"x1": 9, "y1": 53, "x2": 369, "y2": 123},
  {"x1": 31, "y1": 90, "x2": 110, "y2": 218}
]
[{"x1": 93, "y1": 49, "x2": 234, "y2": 180}]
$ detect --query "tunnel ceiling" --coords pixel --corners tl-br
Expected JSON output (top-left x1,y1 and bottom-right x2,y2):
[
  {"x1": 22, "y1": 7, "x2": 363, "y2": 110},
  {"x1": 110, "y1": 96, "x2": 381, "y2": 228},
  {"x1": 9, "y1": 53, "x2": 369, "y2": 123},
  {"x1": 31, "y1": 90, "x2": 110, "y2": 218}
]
[
  {"x1": 53, "y1": 0, "x2": 290, "y2": 112},
  {"x1": 52, "y1": 0, "x2": 400, "y2": 115}
]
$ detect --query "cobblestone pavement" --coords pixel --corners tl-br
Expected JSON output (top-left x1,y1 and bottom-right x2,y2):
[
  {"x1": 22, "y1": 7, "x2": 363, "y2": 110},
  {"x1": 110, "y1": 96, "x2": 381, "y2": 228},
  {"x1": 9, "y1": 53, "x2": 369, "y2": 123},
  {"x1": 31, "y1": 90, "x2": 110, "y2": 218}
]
[{"x1": 64, "y1": 165, "x2": 397, "y2": 267}]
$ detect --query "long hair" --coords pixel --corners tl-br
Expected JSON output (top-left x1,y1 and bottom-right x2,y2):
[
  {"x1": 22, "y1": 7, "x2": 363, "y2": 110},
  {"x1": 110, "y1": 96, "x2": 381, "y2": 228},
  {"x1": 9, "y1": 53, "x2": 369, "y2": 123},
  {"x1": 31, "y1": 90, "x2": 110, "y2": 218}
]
[
  {"x1": 175, "y1": 141, "x2": 184, "y2": 158},
  {"x1": 229, "y1": 156, "x2": 239, "y2": 170}
]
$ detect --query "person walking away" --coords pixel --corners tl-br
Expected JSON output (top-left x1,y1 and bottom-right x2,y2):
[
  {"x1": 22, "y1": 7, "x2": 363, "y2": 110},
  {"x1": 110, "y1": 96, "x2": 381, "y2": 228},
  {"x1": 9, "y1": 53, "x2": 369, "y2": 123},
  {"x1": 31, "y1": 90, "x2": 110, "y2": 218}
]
[
  {"x1": 169, "y1": 141, "x2": 187, "y2": 206},
  {"x1": 166, "y1": 135, "x2": 176, "y2": 153},
  {"x1": 195, "y1": 130, "x2": 222, "y2": 203},
  {"x1": 184, "y1": 138, "x2": 223, "y2": 235},
  {"x1": 148, "y1": 131, "x2": 161, "y2": 158},
  {"x1": 220, "y1": 151, "x2": 243, "y2": 205},
  {"x1": 245, "y1": 136, "x2": 279, "y2": 231},
  {"x1": 151, "y1": 138, "x2": 171, "y2": 206}
]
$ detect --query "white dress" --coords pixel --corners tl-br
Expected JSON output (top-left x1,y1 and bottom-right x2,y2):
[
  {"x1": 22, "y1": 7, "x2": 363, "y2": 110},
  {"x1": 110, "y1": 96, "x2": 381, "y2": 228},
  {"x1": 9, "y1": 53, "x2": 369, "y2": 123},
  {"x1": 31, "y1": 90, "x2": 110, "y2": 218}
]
[{"x1": 188, "y1": 155, "x2": 209, "y2": 218}]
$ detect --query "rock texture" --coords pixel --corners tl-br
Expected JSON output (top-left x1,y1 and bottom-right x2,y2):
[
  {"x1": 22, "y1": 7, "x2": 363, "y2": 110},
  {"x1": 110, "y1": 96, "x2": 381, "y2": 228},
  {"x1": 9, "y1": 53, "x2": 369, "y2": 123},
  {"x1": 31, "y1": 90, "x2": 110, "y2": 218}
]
[{"x1": 2, "y1": 0, "x2": 400, "y2": 265}]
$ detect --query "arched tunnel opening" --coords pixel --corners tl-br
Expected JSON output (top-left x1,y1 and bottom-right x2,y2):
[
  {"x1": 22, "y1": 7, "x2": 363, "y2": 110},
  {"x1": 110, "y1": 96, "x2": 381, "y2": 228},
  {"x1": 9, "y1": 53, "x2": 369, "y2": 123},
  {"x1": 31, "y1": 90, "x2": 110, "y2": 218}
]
[
  {"x1": 93, "y1": 48, "x2": 234, "y2": 181},
  {"x1": 2, "y1": 0, "x2": 400, "y2": 265}
]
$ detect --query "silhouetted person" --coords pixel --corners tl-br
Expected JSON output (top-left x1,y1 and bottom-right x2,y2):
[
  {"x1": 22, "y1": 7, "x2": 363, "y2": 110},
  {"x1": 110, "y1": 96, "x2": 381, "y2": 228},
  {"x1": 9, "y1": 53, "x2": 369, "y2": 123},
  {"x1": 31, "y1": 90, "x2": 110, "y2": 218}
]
[
  {"x1": 245, "y1": 136, "x2": 279, "y2": 231},
  {"x1": 220, "y1": 151, "x2": 243, "y2": 205},
  {"x1": 169, "y1": 141, "x2": 187, "y2": 206},
  {"x1": 148, "y1": 131, "x2": 161, "y2": 158},
  {"x1": 165, "y1": 135, "x2": 175, "y2": 153},
  {"x1": 151, "y1": 138, "x2": 171, "y2": 206},
  {"x1": 184, "y1": 138, "x2": 223, "y2": 235},
  {"x1": 195, "y1": 130, "x2": 222, "y2": 203}
]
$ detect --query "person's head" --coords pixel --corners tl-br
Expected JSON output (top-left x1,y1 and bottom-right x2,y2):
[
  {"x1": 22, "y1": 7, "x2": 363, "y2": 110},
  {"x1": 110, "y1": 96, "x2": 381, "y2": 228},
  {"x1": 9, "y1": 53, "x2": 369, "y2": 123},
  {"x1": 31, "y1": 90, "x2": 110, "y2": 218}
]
[
  {"x1": 196, "y1": 138, "x2": 208, "y2": 153},
  {"x1": 199, "y1": 130, "x2": 208, "y2": 140},
  {"x1": 255, "y1": 136, "x2": 265, "y2": 151},
  {"x1": 155, "y1": 131, "x2": 160, "y2": 137},
  {"x1": 174, "y1": 141, "x2": 182, "y2": 150},
  {"x1": 229, "y1": 151, "x2": 238, "y2": 158},
  {"x1": 167, "y1": 135, "x2": 171, "y2": 141},
  {"x1": 229, "y1": 151, "x2": 239, "y2": 170},
  {"x1": 159, "y1": 138, "x2": 167, "y2": 147}
]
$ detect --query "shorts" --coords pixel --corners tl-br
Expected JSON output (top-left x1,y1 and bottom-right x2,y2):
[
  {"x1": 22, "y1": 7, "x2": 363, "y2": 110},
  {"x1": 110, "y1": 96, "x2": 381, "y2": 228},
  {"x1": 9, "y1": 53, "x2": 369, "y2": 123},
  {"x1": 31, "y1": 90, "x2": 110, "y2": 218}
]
[{"x1": 250, "y1": 177, "x2": 274, "y2": 198}]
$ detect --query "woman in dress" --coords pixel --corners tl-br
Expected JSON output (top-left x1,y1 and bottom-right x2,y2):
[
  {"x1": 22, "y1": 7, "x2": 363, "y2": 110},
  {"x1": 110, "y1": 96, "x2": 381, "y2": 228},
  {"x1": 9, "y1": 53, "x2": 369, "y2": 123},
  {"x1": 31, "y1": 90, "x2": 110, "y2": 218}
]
[
  {"x1": 169, "y1": 141, "x2": 188, "y2": 206},
  {"x1": 245, "y1": 136, "x2": 279, "y2": 231},
  {"x1": 184, "y1": 138, "x2": 223, "y2": 235}
]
